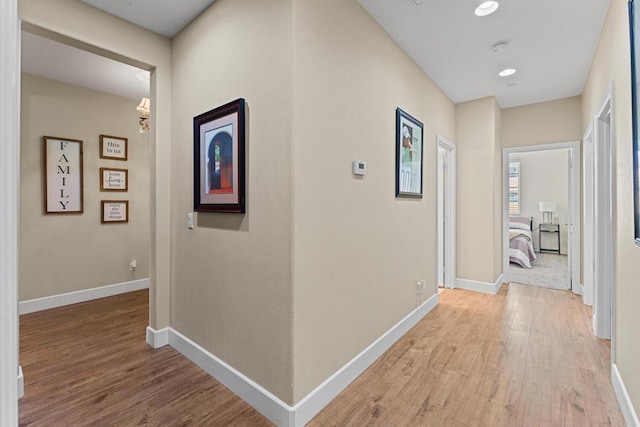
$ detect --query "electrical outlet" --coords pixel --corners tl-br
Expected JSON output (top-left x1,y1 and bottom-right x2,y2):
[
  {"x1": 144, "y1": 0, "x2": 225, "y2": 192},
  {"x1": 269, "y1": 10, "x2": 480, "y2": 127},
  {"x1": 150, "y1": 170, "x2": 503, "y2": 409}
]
[
  {"x1": 129, "y1": 260, "x2": 137, "y2": 271},
  {"x1": 416, "y1": 281, "x2": 422, "y2": 293},
  {"x1": 187, "y1": 212, "x2": 194, "y2": 229}
]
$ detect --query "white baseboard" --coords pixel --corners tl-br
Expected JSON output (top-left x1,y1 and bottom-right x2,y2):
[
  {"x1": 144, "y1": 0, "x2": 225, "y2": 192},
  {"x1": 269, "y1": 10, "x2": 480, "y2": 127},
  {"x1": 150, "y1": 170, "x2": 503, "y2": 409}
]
[
  {"x1": 167, "y1": 292, "x2": 439, "y2": 427},
  {"x1": 612, "y1": 363, "x2": 640, "y2": 427},
  {"x1": 292, "y1": 292, "x2": 439, "y2": 426},
  {"x1": 17, "y1": 366, "x2": 23, "y2": 399},
  {"x1": 146, "y1": 326, "x2": 169, "y2": 348},
  {"x1": 169, "y1": 328, "x2": 293, "y2": 426},
  {"x1": 19, "y1": 278, "x2": 150, "y2": 315},
  {"x1": 455, "y1": 274, "x2": 504, "y2": 295}
]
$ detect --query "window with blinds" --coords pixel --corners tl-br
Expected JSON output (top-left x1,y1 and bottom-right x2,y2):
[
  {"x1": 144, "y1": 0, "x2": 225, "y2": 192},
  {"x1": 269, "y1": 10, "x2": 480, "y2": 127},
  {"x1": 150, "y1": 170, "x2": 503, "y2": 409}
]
[{"x1": 509, "y1": 162, "x2": 520, "y2": 215}]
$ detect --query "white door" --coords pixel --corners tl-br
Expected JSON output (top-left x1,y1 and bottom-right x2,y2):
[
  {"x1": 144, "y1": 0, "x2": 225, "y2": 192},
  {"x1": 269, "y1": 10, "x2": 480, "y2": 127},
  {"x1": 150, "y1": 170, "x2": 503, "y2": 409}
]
[
  {"x1": 583, "y1": 125, "x2": 594, "y2": 306},
  {"x1": 437, "y1": 136, "x2": 456, "y2": 289},
  {"x1": 593, "y1": 94, "x2": 613, "y2": 340}
]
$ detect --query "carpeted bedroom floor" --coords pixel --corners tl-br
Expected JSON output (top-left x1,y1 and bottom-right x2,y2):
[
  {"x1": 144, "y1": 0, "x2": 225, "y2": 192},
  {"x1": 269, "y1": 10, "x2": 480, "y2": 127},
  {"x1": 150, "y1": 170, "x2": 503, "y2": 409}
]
[{"x1": 509, "y1": 253, "x2": 570, "y2": 290}]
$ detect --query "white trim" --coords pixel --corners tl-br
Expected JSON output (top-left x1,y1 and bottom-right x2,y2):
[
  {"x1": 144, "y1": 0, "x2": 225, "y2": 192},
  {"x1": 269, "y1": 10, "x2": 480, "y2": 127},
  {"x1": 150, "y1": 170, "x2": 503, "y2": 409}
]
[
  {"x1": 455, "y1": 274, "x2": 504, "y2": 295},
  {"x1": 0, "y1": 1, "x2": 20, "y2": 424},
  {"x1": 292, "y1": 292, "x2": 439, "y2": 426},
  {"x1": 19, "y1": 278, "x2": 150, "y2": 315},
  {"x1": 168, "y1": 293, "x2": 439, "y2": 427},
  {"x1": 612, "y1": 363, "x2": 640, "y2": 427},
  {"x1": 436, "y1": 135, "x2": 457, "y2": 289},
  {"x1": 583, "y1": 122, "x2": 595, "y2": 306},
  {"x1": 593, "y1": 85, "x2": 614, "y2": 341},
  {"x1": 502, "y1": 141, "x2": 581, "y2": 294},
  {"x1": 17, "y1": 366, "x2": 23, "y2": 399},
  {"x1": 169, "y1": 328, "x2": 293, "y2": 426},
  {"x1": 146, "y1": 326, "x2": 169, "y2": 348}
]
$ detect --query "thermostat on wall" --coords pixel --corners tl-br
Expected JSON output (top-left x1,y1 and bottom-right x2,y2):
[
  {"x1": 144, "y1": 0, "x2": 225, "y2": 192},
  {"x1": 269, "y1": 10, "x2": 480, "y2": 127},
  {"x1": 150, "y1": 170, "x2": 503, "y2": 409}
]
[{"x1": 352, "y1": 160, "x2": 367, "y2": 176}]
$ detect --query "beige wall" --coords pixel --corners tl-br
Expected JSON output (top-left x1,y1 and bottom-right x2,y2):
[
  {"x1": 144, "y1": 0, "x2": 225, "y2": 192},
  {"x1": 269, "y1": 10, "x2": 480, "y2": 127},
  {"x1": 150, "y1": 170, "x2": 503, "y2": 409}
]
[
  {"x1": 582, "y1": 0, "x2": 640, "y2": 414},
  {"x1": 20, "y1": 0, "x2": 172, "y2": 329},
  {"x1": 502, "y1": 96, "x2": 583, "y2": 148},
  {"x1": 291, "y1": 0, "x2": 455, "y2": 402},
  {"x1": 170, "y1": 0, "x2": 294, "y2": 404},
  {"x1": 20, "y1": 74, "x2": 150, "y2": 300},
  {"x1": 510, "y1": 149, "x2": 570, "y2": 253},
  {"x1": 455, "y1": 97, "x2": 501, "y2": 284}
]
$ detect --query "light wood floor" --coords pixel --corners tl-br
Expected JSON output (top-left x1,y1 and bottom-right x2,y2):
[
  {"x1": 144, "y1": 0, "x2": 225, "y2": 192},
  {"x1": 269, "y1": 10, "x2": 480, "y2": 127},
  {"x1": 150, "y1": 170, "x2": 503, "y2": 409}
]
[{"x1": 19, "y1": 284, "x2": 625, "y2": 426}]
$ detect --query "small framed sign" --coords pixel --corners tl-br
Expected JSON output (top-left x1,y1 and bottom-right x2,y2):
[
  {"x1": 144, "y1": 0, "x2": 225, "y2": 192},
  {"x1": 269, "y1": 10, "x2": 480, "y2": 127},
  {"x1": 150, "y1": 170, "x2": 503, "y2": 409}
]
[
  {"x1": 100, "y1": 167, "x2": 128, "y2": 192},
  {"x1": 101, "y1": 200, "x2": 129, "y2": 223},
  {"x1": 43, "y1": 136, "x2": 84, "y2": 214},
  {"x1": 100, "y1": 135, "x2": 128, "y2": 161}
]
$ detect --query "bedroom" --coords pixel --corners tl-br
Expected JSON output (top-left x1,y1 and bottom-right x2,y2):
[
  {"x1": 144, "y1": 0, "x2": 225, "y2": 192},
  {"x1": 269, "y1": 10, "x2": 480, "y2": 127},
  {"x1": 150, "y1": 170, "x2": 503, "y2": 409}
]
[{"x1": 507, "y1": 147, "x2": 572, "y2": 290}]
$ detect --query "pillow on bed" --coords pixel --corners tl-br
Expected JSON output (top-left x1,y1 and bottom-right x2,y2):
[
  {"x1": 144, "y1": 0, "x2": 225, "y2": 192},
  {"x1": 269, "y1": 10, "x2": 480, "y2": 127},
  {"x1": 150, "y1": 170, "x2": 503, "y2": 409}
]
[{"x1": 509, "y1": 222, "x2": 530, "y2": 231}]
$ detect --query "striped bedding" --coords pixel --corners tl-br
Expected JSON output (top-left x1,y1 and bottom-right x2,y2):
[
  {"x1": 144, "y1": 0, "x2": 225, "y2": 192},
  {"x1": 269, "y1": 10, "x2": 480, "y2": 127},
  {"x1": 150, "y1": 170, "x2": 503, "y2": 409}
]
[{"x1": 509, "y1": 217, "x2": 537, "y2": 269}]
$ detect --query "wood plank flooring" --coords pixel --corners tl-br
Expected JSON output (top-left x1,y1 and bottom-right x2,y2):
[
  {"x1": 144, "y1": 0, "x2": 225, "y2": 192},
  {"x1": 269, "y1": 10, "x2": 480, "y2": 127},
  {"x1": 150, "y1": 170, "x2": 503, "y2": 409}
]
[
  {"x1": 19, "y1": 290, "x2": 271, "y2": 426},
  {"x1": 309, "y1": 284, "x2": 624, "y2": 426},
  {"x1": 19, "y1": 284, "x2": 625, "y2": 426}
]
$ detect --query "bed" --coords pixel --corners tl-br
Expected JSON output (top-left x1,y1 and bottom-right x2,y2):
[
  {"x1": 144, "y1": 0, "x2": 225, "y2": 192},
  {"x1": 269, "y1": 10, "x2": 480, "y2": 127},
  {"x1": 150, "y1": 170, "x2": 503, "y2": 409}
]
[{"x1": 509, "y1": 216, "x2": 537, "y2": 269}]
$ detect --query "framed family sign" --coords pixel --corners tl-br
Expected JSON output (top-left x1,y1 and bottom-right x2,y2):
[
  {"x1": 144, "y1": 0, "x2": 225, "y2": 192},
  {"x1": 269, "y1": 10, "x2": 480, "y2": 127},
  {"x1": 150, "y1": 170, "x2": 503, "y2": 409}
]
[
  {"x1": 100, "y1": 135, "x2": 128, "y2": 161},
  {"x1": 193, "y1": 98, "x2": 246, "y2": 213},
  {"x1": 43, "y1": 136, "x2": 84, "y2": 214},
  {"x1": 395, "y1": 108, "x2": 424, "y2": 198}
]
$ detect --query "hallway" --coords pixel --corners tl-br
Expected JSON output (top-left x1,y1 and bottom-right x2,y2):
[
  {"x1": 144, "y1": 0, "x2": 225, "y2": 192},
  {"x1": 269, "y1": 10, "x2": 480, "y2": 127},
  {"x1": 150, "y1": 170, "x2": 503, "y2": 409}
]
[{"x1": 18, "y1": 285, "x2": 624, "y2": 426}]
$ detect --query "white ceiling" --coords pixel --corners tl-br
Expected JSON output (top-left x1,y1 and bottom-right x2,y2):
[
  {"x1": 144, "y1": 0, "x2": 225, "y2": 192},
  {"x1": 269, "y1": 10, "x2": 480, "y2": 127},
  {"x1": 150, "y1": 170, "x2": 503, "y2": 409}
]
[
  {"x1": 357, "y1": 0, "x2": 611, "y2": 108},
  {"x1": 81, "y1": 0, "x2": 217, "y2": 38},
  {"x1": 24, "y1": 0, "x2": 611, "y2": 109},
  {"x1": 21, "y1": 31, "x2": 149, "y2": 101}
]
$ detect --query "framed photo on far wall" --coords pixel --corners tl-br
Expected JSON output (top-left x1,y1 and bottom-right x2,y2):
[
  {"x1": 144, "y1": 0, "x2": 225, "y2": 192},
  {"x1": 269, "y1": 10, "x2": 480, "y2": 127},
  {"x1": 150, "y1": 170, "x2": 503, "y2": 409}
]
[
  {"x1": 629, "y1": 0, "x2": 640, "y2": 245},
  {"x1": 193, "y1": 98, "x2": 246, "y2": 213},
  {"x1": 396, "y1": 108, "x2": 424, "y2": 198}
]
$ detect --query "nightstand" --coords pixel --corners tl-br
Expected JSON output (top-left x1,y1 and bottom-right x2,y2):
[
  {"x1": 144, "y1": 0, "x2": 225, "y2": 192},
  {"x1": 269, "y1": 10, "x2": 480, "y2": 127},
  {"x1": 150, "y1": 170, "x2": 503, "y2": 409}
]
[{"x1": 539, "y1": 223, "x2": 560, "y2": 254}]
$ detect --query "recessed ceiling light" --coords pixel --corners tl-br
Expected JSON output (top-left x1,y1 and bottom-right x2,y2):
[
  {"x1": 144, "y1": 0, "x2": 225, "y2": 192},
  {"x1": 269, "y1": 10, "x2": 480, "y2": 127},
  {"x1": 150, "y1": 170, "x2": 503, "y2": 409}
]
[
  {"x1": 499, "y1": 68, "x2": 517, "y2": 77},
  {"x1": 475, "y1": 1, "x2": 499, "y2": 17}
]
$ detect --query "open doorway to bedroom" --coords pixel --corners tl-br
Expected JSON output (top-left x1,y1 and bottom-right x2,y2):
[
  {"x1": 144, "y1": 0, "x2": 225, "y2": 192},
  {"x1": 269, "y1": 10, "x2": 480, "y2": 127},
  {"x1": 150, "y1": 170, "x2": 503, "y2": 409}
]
[{"x1": 503, "y1": 142, "x2": 581, "y2": 293}]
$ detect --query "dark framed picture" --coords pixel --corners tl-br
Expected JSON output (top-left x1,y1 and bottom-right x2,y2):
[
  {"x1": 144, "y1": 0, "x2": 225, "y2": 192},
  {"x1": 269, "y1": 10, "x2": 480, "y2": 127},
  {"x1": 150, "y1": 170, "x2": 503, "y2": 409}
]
[
  {"x1": 100, "y1": 135, "x2": 128, "y2": 161},
  {"x1": 43, "y1": 136, "x2": 84, "y2": 214},
  {"x1": 396, "y1": 108, "x2": 424, "y2": 197},
  {"x1": 193, "y1": 98, "x2": 246, "y2": 213},
  {"x1": 629, "y1": 0, "x2": 640, "y2": 246},
  {"x1": 101, "y1": 200, "x2": 129, "y2": 223},
  {"x1": 100, "y1": 167, "x2": 128, "y2": 192}
]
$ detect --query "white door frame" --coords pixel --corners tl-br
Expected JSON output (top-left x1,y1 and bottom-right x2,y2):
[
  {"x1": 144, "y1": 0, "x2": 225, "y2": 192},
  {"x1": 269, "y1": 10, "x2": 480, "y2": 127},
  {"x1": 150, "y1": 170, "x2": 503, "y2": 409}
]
[
  {"x1": 582, "y1": 123, "x2": 595, "y2": 306},
  {"x1": 437, "y1": 135, "x2": 456, "y2": 289},
  {"x1": 592, "y1": 85, "x2": 614, "y2": 342},
  {"x1": 502, "y1": 141, "x2": 581, "y2": 294},
  {"x1": 0, "y1": 0, "x2": 20, "y2": 424}
]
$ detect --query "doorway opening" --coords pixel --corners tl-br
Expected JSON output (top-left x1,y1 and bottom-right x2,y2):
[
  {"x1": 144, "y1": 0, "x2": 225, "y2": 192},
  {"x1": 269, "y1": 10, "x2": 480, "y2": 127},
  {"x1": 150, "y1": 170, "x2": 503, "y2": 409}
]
[
  {"x1": 437, "y1": 135, "x2": 456, "y2": 290},
  {"x1": 502, "y1": 142, "x2": 581, "y2": 294},
  {"x1": 18, "y1": 27, "x2": 153, "y2": 402}
]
